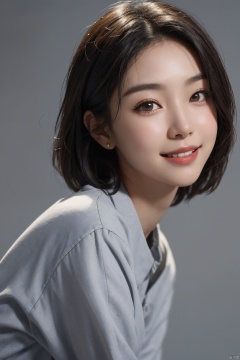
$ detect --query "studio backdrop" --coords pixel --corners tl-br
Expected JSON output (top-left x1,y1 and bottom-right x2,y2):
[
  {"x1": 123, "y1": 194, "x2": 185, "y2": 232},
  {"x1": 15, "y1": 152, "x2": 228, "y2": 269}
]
[{"x1": 0, "y1": 1, "x2": 239, "y2": 359}]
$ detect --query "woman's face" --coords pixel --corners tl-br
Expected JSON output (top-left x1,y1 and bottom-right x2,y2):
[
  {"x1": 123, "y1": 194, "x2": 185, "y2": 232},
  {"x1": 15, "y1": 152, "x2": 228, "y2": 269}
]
[{"x1": 109, "y1": 40, "x2": 217, "y2": 190}]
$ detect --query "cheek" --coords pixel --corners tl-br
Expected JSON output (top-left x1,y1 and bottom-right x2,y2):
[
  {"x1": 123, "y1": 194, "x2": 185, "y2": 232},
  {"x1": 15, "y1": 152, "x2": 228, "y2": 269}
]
[
  {"x1": 204, "y1": 115, "x2": 218, "y2": 143},
  {"x1": 197, "y1": 107, "x2": 218, "y2": 140},
  {"x1": 114, "y1": 119, "x2": 166, "y2": 150}
]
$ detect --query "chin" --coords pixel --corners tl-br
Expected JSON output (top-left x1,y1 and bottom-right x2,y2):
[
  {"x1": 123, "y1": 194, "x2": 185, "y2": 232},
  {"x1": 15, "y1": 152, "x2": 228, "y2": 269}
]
[
  {"x1": 176, "y1": 177, "x2": 201, "y2": 188},
  {"x1": 168, "y1": 170, "x2": 203, "y2": 188}
]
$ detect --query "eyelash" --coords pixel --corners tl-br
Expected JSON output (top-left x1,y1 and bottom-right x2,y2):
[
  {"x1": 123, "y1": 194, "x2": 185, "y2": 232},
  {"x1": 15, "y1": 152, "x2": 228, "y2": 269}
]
[
  {"x1": 134, "y1": 89, "x2": 211, "y2": 114},
  {"x1": 134, "y1": 99, "x2": 160, "y2": 114},
  {"x1": 190, "y1": 89, "x2": 211, "y2": 103}
]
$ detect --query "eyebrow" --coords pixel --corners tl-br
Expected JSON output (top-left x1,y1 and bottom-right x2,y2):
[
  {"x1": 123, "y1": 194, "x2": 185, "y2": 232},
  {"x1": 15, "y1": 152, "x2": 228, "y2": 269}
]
[
  {"x1": 122, "y1": 73, "x2": 207, "y2": 97},
  {"x1": 123, "y1": 83, "x2": 164, "y2": 97},
  {"x1": 185, "y1": 73, "x2": 207, "y2": 85}
]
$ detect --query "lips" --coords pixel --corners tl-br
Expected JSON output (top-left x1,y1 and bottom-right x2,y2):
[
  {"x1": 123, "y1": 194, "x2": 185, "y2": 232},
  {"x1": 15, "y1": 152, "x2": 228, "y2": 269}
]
[{"x1": 161, "y1": 145, "x2": 201, "y2": 158}]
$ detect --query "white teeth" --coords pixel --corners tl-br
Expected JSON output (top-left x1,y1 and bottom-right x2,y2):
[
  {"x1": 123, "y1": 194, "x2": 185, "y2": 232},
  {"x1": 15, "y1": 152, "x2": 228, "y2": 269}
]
[{"x1": 167, "y1": 150, "x2": 195, "y2": 158}]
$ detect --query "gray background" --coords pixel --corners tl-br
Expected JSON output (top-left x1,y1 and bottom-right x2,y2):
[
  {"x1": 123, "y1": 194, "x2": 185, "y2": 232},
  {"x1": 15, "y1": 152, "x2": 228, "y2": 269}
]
[{"x1": 0, "y1": 1, "x2": 239, "y2": 359}]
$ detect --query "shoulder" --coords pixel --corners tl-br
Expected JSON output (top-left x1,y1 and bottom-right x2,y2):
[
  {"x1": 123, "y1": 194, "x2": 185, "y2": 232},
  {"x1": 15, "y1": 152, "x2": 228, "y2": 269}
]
[
  {"x1": 0, "y1": 186, "x2": 133, "y2": 310},
  {"x1": 12, "y1": 185, "x2": 130, "y2": 259},
  {"x1": 0, "y1": 185, "x2": 132, "y2": 276},
  {"x1": 34, "y1": 185, "x2": 128, "y2": 242}
]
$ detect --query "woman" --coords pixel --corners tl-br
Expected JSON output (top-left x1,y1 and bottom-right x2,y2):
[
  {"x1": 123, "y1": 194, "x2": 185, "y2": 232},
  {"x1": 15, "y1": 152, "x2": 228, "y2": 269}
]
[{"x1": 0, "y1": 1, "x2": 235, "y2": 359}]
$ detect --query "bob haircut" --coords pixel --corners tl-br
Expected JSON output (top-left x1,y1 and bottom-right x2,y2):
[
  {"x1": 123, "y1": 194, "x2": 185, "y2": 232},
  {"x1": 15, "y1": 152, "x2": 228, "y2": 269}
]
[{"x1": 53, "y1": 0, "x2": 235, "y2": 206}]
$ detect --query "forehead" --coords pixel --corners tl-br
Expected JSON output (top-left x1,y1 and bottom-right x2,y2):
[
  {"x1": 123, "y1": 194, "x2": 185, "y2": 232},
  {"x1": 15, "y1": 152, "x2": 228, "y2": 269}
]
[{"x1": 122, "y1": 40, "x2": 203, "y2": 90}]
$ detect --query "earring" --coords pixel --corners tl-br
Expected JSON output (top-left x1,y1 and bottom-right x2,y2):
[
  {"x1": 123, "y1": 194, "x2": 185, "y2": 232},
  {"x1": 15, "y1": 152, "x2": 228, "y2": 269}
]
[{"x1": 106, "y1": 143, "x2": 110, "y2": 149}]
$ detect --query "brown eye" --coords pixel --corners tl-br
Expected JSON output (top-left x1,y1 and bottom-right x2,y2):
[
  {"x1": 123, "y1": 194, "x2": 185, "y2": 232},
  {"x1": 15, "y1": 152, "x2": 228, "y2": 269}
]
[
  {"x1": 135, "y1": 101, "x2": 160, "y2": 113},
  {"x1": 190, "y1": 90, "x2": 209, "y2": 102}
]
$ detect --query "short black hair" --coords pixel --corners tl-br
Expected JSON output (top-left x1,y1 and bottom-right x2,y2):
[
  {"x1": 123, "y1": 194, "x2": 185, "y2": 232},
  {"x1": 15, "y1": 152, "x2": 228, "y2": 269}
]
[{"x1": 53, "y1": 0, "x2": 235, "y2": 205}]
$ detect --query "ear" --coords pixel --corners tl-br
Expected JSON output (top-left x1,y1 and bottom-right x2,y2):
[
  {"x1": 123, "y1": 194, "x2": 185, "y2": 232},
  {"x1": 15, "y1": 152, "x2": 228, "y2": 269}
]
[{"x1": 83, "y1": 110, "x2": 116, "y2": 150}]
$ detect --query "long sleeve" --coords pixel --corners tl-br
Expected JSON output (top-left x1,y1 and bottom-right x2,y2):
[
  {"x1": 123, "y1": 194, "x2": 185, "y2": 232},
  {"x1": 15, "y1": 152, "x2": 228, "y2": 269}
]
[
  {"x1": 28, "y1": 228, "x2": 145, "y2": 360},
  {"x1": 0, "y1": 185, "x2": 175, "y2": 360}
]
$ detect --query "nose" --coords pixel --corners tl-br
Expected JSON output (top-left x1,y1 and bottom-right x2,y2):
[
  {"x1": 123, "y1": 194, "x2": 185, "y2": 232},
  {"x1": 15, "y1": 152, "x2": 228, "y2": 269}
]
[{"x1": 167, "y1": 108, "x2": 194, "y2": 139}]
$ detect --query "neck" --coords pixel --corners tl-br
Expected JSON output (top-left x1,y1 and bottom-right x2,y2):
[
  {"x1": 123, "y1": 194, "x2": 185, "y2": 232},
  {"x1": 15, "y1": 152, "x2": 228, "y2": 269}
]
[{"x1": 123, "y1": 178, "x2": 178, "y2": 238}]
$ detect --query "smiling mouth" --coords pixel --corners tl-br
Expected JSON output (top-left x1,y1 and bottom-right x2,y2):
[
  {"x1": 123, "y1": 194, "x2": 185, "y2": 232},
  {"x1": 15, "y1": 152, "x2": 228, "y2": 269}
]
[
  {"x1": 161, "y1": 146, "x2": 201, "y2": 158},
  {"x1": 163, "y1": 149, "x2": 197, "y2": 158}
]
